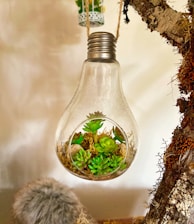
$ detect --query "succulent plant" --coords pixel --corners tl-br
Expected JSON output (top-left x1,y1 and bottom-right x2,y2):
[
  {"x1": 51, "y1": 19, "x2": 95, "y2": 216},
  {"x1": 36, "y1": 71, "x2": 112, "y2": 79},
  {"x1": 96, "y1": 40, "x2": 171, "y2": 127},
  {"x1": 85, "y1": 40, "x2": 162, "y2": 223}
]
[
  {"x1": 72, "y1": 148, "x2": 91, "y2": 169},
  {"x1": 88, "y1": 153, "x2": 125, "y2": 176},
  {"x1": 95, "y1": 136, "x2": 118, "y2": 154},
  {"x1": 83, "y1": 119, "x2": 104, "y2": 134},
  {"x1": 109, "y1": 154, "x2": 126, "y2": 170},
  {"x1": 88, "y1": 154, "x2": 112, "y2": 175}
]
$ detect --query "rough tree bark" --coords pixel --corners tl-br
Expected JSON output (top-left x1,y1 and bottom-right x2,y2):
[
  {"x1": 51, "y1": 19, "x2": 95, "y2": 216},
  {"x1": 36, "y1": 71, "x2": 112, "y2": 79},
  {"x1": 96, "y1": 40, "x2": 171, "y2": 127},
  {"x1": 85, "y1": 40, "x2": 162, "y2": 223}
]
[{"x1": 123, "y1": 0, "x2": 194, "y2": 223}]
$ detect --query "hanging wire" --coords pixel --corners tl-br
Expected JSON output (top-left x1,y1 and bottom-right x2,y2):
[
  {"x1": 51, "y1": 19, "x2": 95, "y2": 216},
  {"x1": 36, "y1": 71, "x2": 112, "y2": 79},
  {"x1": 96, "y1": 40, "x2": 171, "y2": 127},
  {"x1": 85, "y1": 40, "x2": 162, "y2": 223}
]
[
  {"x1": 84, "y1": 0, "x2": 90, "y2": 37},
  {"x1": 84, "y1": 0, "x2": 124, "y2": 41},
  {"x1": 115, "y1": 0, "x2": 124, "y2": 41}
]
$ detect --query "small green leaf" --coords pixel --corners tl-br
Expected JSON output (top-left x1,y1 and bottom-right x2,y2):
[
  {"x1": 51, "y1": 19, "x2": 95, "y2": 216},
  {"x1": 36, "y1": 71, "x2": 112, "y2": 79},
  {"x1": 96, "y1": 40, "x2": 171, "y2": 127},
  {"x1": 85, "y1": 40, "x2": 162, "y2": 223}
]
[
  {"x1": 113, "y1": 127, "x2": 125, "y2": 143},
  {"x1": 83, "y1": 119, "x2": 104, "y2": 134},
  {"x1": 72, "y1": 132, "x2": 84, "y2": 145}
]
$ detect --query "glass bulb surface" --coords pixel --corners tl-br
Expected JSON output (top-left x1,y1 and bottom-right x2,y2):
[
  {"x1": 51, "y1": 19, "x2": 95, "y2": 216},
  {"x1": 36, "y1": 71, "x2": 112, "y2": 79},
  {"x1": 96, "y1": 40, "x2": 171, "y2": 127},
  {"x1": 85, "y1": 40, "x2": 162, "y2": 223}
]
[{"x1": 56, "y1": 32, "x2": 138, "y2": 180}]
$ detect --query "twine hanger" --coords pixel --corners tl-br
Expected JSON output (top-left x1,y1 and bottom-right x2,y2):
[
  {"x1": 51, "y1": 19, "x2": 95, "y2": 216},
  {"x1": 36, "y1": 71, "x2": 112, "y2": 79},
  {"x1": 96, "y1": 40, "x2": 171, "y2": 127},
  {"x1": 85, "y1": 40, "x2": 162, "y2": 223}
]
[{"x1": 84, "y1": 0, "x2": 124, "y2": 41}]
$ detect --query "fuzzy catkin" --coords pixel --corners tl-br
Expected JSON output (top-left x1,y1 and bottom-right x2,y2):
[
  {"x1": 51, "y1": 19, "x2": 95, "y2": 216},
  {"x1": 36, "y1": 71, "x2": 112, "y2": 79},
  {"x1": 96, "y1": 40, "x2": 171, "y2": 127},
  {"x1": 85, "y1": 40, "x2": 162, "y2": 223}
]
[{"x1": 12, "y1": 178, "x2": 97, "y2": 224}]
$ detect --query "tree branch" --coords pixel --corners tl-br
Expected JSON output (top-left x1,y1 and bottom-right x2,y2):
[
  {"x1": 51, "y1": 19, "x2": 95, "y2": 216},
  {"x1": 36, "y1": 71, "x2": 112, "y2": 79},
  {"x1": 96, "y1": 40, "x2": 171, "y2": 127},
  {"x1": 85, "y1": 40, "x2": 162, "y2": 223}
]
[
  {"x1": 123, "y1": 0, "x2": 194, "y2": 223},
  {"x1": 125, "y1": 0, "x2": 191, "y2": 54}
]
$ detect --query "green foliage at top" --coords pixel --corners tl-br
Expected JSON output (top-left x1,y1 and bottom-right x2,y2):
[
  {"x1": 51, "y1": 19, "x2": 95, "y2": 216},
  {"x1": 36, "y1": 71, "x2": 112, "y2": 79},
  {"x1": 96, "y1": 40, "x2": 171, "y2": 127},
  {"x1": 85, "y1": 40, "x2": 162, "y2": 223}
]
[{"x1": 75, "y1": 0, "x2": 102, "y2": 13}]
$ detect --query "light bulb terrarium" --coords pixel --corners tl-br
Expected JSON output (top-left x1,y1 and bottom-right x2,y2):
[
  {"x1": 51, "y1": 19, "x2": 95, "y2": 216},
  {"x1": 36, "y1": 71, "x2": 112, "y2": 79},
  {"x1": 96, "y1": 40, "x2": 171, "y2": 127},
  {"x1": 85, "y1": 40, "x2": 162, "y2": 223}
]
[{"x1": 56, "y1": 32, "x2": 138, "y2": 180}]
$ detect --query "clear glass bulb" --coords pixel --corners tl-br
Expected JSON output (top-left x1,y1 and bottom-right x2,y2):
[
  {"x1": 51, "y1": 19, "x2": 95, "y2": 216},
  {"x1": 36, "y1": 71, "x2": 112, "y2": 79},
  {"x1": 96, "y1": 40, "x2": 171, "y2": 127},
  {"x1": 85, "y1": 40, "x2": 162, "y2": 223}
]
[{"x1": 56, "y1": 32, "x2": 138, "y2": 180}]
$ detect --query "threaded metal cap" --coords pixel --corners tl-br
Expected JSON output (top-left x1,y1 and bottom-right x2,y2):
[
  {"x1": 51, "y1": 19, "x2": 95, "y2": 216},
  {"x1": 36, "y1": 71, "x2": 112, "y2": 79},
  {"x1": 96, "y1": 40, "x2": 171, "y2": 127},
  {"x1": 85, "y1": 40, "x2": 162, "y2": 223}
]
[{"x1": 87, "y1": 32, "x2": 116, "y2": 60}]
